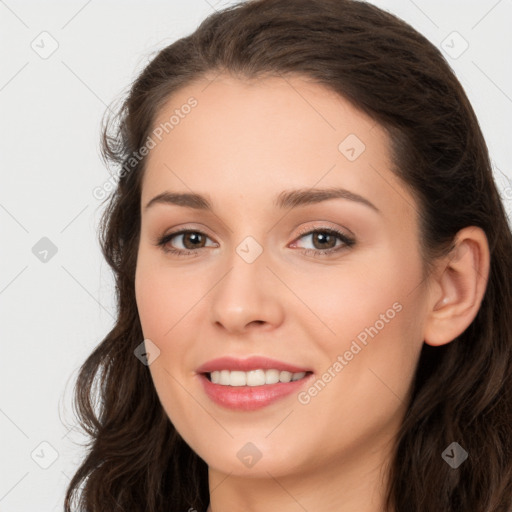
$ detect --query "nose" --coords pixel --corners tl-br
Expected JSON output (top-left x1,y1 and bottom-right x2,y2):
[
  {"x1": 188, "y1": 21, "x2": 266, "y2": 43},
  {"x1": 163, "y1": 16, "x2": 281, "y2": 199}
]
[{"x1": 209, "y1": 247, "x2": 285, "y2": 335}]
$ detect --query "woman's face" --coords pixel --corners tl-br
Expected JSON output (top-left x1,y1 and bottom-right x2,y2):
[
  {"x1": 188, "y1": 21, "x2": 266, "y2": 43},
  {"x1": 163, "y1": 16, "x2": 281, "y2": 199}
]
[{"x1": 135, "y1": 74, "x2": 430, "y2": 480}]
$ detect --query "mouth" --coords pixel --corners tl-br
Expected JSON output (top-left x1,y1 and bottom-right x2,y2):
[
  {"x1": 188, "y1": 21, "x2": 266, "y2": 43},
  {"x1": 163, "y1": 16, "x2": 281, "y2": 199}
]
[
  {"x1": 202, "y1": 369, "x2": 314, "y2": 386},
  {"x1": 195, "y1": 355, "x2": 314, "y2": 410},
  {"x1": 198, "y1": 369, "x2": 315, "y2": 411}
]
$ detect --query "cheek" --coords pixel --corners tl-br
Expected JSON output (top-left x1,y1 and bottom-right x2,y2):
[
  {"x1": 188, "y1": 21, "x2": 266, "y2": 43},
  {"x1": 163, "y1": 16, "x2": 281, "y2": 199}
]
[
  {"x1": 329, "y1": 260, "x2": 425, "y2": 410},
  {"x1": 311, "y1": 247, "x2": 425, "y2": 391},
  {"x1": 135, "y1": 253, "x2": 200, "y2": 339},
  {"x1": 134, "y1": 258, "x2": 201, "y2": 436},
  {"x1": 299, "y1": 257, "x2": 414, "y2": 347},
  {"x1": 135, "y1": 275, "x2": 167, "y2": 339}
]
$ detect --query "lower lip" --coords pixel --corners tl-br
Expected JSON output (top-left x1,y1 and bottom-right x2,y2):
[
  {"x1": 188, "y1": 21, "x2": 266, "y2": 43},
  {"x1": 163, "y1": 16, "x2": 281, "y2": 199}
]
[{"x1": 198, "y1": 373, "x2": 313, "y2": 411}]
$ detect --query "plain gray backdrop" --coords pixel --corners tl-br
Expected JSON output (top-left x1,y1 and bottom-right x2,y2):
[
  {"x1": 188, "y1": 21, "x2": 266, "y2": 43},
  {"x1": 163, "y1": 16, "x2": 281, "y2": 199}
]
[{"x1": 1, "y1": 0, "x2": 511, "y2": 510}]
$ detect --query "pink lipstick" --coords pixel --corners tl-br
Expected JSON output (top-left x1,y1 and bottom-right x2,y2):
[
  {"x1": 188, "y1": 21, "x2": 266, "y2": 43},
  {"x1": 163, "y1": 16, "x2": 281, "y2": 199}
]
[{"x1": 196, "y1": 356, "x2": 314, "y2": 411}]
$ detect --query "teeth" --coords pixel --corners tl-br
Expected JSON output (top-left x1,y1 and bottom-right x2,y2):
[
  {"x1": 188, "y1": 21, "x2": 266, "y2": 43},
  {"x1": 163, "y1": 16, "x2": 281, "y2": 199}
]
[
  {"x1": 280, "y1": 371, "x2": 292, "y2": 383},
  {"x1": 209, "y1": 369, "x2": 307, "y2": 386}
]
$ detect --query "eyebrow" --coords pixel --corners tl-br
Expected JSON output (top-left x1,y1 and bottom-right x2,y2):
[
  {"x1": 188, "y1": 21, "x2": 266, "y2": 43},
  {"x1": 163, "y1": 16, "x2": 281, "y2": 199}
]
[{"x1": 144, "y1": 187, "x2": 380, "y2": 213}]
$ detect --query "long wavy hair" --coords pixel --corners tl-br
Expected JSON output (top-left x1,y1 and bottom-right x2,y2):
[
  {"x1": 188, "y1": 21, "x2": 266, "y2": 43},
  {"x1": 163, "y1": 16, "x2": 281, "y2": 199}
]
[{"x1": 64, "y1": 0, "x2": 512, "y2": 510}]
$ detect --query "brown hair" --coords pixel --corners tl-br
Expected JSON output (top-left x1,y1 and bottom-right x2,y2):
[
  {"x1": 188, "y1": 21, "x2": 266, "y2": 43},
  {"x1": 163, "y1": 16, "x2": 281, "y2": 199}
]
[{"x1": 65, "y1": 0, "x2": 512, "y2": 510}]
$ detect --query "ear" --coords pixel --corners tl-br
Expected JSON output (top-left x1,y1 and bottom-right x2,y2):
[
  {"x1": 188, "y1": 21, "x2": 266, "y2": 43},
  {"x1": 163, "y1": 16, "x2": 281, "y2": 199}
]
[{"x1": 423, "y1": 226, "x2": 490, "y2": 347}]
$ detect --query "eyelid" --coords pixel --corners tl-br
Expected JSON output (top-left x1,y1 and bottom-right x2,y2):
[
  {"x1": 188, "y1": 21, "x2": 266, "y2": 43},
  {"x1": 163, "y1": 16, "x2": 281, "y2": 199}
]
[
  {"x1": 294, "y1": 223, "x2": 354, "y2": 239},
  {"x1": 290, "y1": 224, "x2": 355, "y2": 253},
  {"x1": 153, "y1": 227, "x2": 217, "y2": 250},
  {"x1": 155, "y1": 223, "x2": 351, "y2": 244},
  {"x1": 155, "y1": 222, "x2": 355, "y2": 256},
  {"x1": 153, "y1": 223, "x2": 214, "y2": 242}
]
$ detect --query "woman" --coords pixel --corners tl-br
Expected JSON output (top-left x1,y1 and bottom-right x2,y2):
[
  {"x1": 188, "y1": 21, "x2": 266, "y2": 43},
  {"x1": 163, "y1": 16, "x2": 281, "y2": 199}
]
[{"x1": 65, "y1": 0, "x2": 512, "y2": 510}]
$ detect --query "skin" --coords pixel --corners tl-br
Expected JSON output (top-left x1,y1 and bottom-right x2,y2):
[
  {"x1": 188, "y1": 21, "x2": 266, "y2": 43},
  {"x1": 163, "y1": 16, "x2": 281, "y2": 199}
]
[{"x1": 134, "y1": 74, "x2": 490, "y2": 512}]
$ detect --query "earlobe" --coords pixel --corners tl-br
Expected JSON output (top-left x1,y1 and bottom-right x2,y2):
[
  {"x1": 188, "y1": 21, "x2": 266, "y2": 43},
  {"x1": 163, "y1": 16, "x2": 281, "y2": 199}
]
[{"x1": 423, "y1": 226, "x2": 490, "y2": 347}]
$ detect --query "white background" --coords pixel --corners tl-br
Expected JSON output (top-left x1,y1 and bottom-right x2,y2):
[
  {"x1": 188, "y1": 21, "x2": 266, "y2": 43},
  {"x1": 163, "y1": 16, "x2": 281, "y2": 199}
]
[{"x1": 1, "y1": 0, "x2": 511, "y2": 510}]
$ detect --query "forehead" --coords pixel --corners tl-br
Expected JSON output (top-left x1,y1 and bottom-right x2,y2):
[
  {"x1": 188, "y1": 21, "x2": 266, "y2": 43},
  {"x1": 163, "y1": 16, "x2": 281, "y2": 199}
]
[{"x1": 141, "y1": 74, "x2": 416, "y2": 221}]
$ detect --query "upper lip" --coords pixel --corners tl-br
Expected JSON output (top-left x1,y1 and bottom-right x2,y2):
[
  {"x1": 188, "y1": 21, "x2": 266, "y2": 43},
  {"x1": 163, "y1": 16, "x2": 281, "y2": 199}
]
[{"x1": 196, "y1": 356, "x2": 311, "y2": 374}]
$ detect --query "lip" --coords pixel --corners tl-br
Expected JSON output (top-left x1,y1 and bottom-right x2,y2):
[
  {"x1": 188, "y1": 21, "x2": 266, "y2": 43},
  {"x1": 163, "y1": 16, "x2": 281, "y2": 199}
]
[
  {"x1": 198, "y1": 372, "x2": 314, "y2": 411},
  {"x1": 196, "y1": 356, "x2": 314, "y2": 411},
  {"x1": 196, "y1": 356, "x2": 311, "y2": 374}
]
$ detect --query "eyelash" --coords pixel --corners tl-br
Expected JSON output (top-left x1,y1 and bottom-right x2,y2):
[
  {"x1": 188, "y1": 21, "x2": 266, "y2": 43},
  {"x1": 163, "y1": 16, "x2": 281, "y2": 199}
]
[{"x1": 155, "y1": 226, "x2": 355, "y2": 258}]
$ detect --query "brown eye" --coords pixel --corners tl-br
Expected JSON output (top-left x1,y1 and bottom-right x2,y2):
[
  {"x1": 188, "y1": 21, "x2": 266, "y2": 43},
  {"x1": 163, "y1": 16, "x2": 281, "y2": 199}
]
[
  {"x1": 156, "y1": 230, "x2": 217, "y2": 256},
  {"x1": 180, "y1": 232, "x2": 207, "y2": 250},
  {"x1": 293, "y1": 227, "x2": 356, "y2": 256},
  {"x1": 309, "y1": 231, "x2": 338, "y2": 250}
]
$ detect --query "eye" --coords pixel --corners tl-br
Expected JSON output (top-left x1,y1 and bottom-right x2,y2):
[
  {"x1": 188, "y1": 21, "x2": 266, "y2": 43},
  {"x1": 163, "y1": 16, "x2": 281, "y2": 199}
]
[
  {"x1": 156, "y1": 229, "x2": 217, "y2": 257},
  {"x1": 155, "y1": 226, "x2": 355, "y2": 257},
  {"x1": 291, "y1": 226, "x2": 355, "y2": 256}
]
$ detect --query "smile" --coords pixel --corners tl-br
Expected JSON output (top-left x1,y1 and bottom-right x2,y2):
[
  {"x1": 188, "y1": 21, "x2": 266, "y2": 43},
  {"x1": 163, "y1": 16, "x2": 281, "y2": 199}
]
[
  {"x1": 207, "y1": 369, "x2": 309, "y2": 386},
  {"x1": 198, "y1": 371, "x2": 314, "y2": 411}
]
